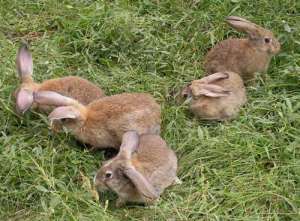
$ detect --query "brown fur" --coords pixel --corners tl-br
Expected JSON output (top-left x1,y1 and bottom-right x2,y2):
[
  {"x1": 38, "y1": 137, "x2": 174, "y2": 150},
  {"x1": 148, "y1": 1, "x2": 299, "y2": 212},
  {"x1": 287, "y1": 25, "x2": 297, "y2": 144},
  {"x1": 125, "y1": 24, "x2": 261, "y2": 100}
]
[
  {"x1": 204, "y1": 16, "x2": 280, "y2": 82},
  {"x1": 35, "y1": 92, "x2": 161, "y2": 149},
  {"x1": 131, "y1": 135, "x2": 177, "y2": 193},
  {"x1": 17, "y1": 76, "x2": 105, "y2": 112},
  {"x1": 182, "y1": 72, "x2": 247, "y2": 121},
  {"x1": 37, "y1": 76, "x2": 104, "y2": 105},
  {"x1": 94, "y1": 134, "x2": 177, "y2": 206},
  {"x1": 14, "y1": 44, "x2": 105, "y2": 114}
]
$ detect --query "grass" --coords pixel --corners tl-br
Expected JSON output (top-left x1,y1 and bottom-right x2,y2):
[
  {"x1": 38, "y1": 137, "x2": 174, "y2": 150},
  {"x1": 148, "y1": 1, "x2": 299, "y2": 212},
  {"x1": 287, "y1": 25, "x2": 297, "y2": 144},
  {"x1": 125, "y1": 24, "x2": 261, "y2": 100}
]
[{"x1": 0, "y1": 0, "x2": 299, "y2": 220}]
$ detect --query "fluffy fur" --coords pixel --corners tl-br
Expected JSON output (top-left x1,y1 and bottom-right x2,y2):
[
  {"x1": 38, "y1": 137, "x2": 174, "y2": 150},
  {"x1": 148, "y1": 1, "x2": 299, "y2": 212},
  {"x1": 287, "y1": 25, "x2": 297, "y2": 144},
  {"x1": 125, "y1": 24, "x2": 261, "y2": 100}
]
[
  {"x1": 34, "y1": 91, "x2": 161, "y2": 149},
  {"x1": 14, "y1": 44, "x2": 105, "y2": 114},
  {"x1": 94, "y1": 132, "x2": 178, "y2": 207},
  {"x1": 204, "y1": 16, "x2": 280, "y2": 82},
  {"x1": 181, "y1": 72, "x2": 247, "y2": 121}
]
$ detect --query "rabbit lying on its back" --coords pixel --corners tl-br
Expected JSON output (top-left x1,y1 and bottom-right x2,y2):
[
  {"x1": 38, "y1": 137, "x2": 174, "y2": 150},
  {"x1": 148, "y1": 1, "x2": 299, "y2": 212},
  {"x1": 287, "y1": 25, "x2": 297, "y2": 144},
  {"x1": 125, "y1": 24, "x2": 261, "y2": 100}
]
[
  {"x1": 15, "y1": 44, "x2": 105, "y2": 114},
  {"x1": 94, "y1": 131, "x2": 179, "y2": 207},
  {"x1": 204, "y1": 16, "x2": 280, "y2": 83}
]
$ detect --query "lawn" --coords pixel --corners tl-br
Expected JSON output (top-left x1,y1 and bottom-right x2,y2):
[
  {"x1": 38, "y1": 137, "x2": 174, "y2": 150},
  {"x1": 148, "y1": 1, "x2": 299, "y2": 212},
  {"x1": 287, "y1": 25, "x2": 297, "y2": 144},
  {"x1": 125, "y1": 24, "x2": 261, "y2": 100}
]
[{"x1": 0, "y1": 0, "x2": 299, "y2": 220}]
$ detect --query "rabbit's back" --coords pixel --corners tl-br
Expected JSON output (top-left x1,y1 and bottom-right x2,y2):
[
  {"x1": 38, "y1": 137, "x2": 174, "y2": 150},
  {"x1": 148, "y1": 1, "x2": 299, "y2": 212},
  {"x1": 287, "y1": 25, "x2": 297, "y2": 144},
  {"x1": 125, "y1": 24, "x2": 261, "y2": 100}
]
[
  {"x1": 87, "y1": 93, "x2": 161, "y2": 131},
  {"x1": 88, "y1": 93, "x2": 159, "y2": 113},
  {"x1": 205, "y1": 38, "x2": 249, "y2": 74},
  {"x1": 204, "y1": 38, "x2": 272, "y2": 82},
  {"x1": 191, "y1": 72, "x2": 246, "y2": 120},
  {"x1": 75, "y1": 93, "x2": 161, "y2": 148},
  {"x1": 132, "y1": 135, "x2": 177, "y2": 193},
  {"x1": 39, "y1": 76, "x2": 105, "y2": 105}
]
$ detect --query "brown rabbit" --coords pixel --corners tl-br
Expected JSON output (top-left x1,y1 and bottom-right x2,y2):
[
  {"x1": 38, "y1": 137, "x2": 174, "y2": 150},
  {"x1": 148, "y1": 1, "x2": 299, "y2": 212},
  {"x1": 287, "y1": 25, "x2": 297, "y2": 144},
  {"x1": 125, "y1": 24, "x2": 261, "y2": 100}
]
[
  {"x1": 94, "y1": 131, "x2": 179, "y2": 207},
  {"x1": 33, "y1": 91, "x2": 161, "y2": 149},
  {"x1": 204, "y1": 16, "x2": 281, "y2": 82},
  {"x1": 15, "y1": 44, "x2": 105, "y2": 114},
  {"x1": 181, "y1": 72, "x2": 246, "y2": 121}
]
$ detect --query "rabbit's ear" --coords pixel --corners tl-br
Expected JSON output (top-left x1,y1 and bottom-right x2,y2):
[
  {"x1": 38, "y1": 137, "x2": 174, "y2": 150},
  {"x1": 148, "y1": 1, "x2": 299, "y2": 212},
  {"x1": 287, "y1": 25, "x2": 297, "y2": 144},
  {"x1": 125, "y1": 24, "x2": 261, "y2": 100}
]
[
  {"x1": 34, "y1": 91, "x2": 76, "y2": 107},
  {"x1": 191, "y1": 84, "x2": 231, "y2": 98},
  {"x1": 48, "y1": 106, "x2": 82, "y2": 121},
  {"x1": 16, "y1": 88, "x2": 33, "y2": 114},
  {"x1": 119, "y1": 131, "x2": 139, "y2": 159},
  {"x1": 196, "y1": 72, "x2": 229, "y2": 84},
  {"x1": 16, "y1": 44, "x2": 33, "y2": 80},
  {"x1": 226, "y1": 16, "x2": 265, "y2": 39},
  {"x1": 119, "y1": 132, "x2": 158, "y2": 200},
  {"x1": 123, "y1": 166, "x2": 159, "y2": 201}
]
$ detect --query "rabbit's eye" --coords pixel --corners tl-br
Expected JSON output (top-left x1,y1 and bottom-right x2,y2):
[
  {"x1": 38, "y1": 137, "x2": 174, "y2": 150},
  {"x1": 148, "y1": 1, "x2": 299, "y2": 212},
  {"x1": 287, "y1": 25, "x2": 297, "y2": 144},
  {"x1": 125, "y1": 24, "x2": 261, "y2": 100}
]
[
  {"x1": 105, "y1": 171, "x2": 112, "y2": 179},
  {"x1": 264, "y1": 38, "x2": 272, "y2": 43}
]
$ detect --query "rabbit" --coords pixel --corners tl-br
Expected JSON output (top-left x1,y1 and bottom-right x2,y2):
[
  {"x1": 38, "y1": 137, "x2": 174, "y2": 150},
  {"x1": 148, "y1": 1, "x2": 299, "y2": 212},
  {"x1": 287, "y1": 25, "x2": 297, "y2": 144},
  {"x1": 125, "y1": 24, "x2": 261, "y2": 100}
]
[
  {"x1": 204, "y1": 16, "x2": 281, "y2": 83},
  {"x1": 33, "y1": 91, "x2": 161, "y2": 149},
  {"x1": 94, "y1": 131, "x2": 179, "y2": 207},
  {"x1": 15, "y1": 44, "x2": 105, "y2": 114},
  {"x1": 181, "y1": 71, "x2": 247, "y2": 121}
]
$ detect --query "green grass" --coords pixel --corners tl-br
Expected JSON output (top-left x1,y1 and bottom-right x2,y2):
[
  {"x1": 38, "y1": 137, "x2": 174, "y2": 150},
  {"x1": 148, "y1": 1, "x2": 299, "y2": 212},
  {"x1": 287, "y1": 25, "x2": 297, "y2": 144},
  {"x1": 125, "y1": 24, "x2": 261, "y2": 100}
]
[{"x1": 0, "y1": 0, "x2": 299, "y2": 220}]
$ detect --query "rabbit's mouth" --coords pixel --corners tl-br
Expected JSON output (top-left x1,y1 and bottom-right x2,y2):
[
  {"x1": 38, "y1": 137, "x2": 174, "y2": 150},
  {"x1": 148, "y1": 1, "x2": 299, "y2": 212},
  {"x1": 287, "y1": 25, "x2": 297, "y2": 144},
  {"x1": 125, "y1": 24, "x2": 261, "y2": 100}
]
[
  {"x1": 96, "y1": 190, "x2": 105, "y2": 200},
  {"x1": 95, "y1": 182, "x2": 109, "y2": 193},
  {"x1": 96, "y1": 189, "x2": 117, "y2": 204}
]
